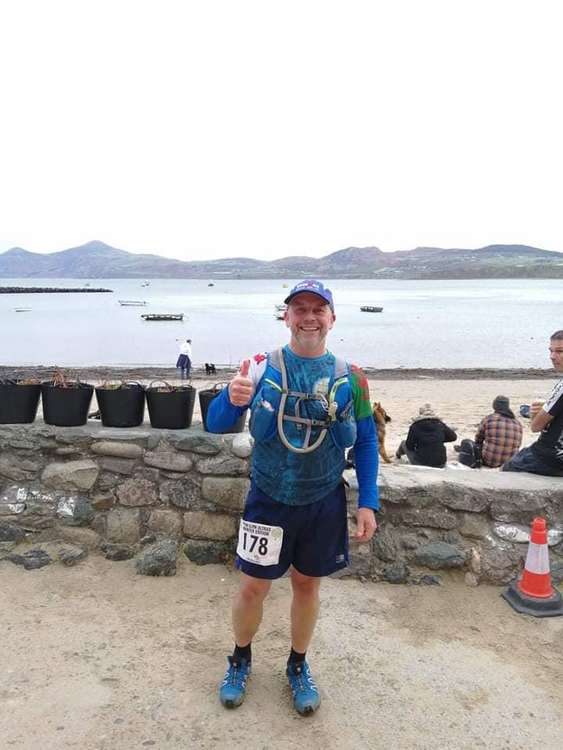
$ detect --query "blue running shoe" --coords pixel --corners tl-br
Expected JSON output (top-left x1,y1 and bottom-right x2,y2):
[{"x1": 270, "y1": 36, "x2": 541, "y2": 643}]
[
  {"x1": 286, "y1": 660, "x2": 320, "y2": 715},
  {"x1": 219, "y1": 656, "x2": 251, "y2": 708}
]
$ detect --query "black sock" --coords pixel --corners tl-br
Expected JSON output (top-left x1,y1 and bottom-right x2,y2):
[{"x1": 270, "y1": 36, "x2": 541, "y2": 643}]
[
  {"x1": 233, "y1": 643, "x2": 251, "y2": 663},
  {"x1": 287, "y1": 648, "x2": 306, "y2": 665}
]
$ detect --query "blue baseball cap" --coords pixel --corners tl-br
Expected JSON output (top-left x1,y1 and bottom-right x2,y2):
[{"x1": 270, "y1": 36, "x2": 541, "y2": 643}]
[{"x1": 284, "y1": 279, "x2": 334, "y2": 311}]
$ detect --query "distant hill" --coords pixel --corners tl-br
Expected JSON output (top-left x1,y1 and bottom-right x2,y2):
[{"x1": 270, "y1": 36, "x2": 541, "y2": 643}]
[{"x1": 1, "y1": 240, "x2": 562, "y2": 279}]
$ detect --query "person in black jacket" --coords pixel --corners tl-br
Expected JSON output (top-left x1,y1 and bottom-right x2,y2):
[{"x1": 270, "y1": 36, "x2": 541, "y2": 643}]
[{"x1": 396, "y1": 403, "x2": 457, "y2": 468}]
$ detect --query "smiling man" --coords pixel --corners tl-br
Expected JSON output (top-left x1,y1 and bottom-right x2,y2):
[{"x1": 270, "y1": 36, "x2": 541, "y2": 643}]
[
  {"x1": 206, "y1": 279, "x2": 379, "y2": 716},
  {"x1": 503, "y1": 330, "x2": 563, "y2": 476}
]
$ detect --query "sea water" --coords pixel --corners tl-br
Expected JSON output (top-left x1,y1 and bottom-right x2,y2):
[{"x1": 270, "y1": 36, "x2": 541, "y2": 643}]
[{"x1": 1, "y1": 278, "x2": 561, "y2": 369}]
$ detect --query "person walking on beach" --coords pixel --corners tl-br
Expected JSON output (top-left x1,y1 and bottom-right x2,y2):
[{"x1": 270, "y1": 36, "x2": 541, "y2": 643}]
[
  {"x1": 206, "y1": 279, "x2": 379, "y2": 716},
  {"x1": 396, "y1": 403, "x2": 457, "y2": 468},
  {"x1": 503, "y1": 330, "x2": 563, "y2": 476},
  {"x1": 474, "y1": 395, "x2": 523, "y2": 468},
  {"x1": 176, "y1": 338, "x2": 192, "y2": 379}
]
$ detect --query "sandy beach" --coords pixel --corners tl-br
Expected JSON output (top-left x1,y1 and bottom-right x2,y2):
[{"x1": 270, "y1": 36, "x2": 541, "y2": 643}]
[{"x1": 1, "y1": 365, "x2": 556, "y2": 461}]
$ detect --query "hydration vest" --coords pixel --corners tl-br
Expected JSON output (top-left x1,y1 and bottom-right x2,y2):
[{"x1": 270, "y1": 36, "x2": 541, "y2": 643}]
[{"x1": 249, "y1": 347, "x2": 357, "y2": 505}]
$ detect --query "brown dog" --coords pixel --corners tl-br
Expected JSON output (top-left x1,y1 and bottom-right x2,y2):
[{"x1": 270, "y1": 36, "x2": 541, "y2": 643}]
[{"x1": 372, "y1": 401, "x2": 392, "y2": 463}]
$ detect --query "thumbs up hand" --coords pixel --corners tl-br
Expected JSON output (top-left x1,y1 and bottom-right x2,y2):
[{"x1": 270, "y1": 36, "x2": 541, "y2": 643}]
[{"x1": 228, "y1": 359, "x2": 254, "y2": 406}]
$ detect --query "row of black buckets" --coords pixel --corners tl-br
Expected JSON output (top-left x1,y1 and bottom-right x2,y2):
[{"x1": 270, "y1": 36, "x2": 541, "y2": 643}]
[{"x1": 0, "y1": 381, "x2": 246, "y2": 432}]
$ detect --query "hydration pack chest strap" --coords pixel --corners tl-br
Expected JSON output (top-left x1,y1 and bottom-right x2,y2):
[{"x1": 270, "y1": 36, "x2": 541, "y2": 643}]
[{"x1": 271, "y1": 347, "x2": 349, "y2": 455}]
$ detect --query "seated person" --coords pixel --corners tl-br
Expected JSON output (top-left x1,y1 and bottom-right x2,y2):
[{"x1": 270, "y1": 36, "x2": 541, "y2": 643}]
[
  {"x1": 474, "y1": 396, "x2": 523, "y2": 468},
  {"x1": 503, "y1": 331, "x2": 563, "y2": 477},
  {"x1": 396, "y1": 403, "x2": 457, "y2": 468}
]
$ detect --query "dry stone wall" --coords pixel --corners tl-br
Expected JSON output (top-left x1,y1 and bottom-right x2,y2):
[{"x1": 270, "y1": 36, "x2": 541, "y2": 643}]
[{"x1": 0, "y1": 423, "x2": 562, "y2": 585}]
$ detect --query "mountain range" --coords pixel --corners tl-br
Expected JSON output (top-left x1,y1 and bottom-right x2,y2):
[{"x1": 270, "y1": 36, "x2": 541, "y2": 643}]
[{"x1": 1, "y1": 240, "x2": 562, "y2": 279}]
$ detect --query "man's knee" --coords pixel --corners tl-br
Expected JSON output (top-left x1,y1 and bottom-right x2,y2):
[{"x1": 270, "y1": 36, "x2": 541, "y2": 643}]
[
  {"x1": 291, "y1": 570, "x2": 321, "y2": 598},
  {"x1": 238, "y1": 574, "x2": 271, "y2": 606}
]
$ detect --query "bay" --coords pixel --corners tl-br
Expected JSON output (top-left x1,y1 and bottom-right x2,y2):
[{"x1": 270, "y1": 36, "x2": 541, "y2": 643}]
[{"x1": 1, "y1": 277, "x2": 561, "y2": 369}]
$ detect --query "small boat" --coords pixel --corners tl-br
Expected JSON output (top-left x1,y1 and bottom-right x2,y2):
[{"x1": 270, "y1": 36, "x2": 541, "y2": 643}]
[
  {"x1": 274, "y1": 303, "x2": 287, "y2": 320},
  {"x1": 360, "y1": 306, "x2": 383, "y2": 313},
  {"x1": 141, "y1": 281, "x2": 150, "y2": 287},
  {"x1": 119, "y1": 300, "x2": 147, "y2": 306},
  {"x1": 14, "y1": 307, "x2": 32, "y2": 312},
  {"x1": 141, "y1": 313, "x2": 184, "y2": 321},
  {"x1": 208, "y1": 282, "x2": 215, "y2": 287}
]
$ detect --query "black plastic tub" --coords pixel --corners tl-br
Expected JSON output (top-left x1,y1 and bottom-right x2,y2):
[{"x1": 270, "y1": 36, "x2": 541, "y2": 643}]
[
  {"x1": 146, "y1": 383, "x2": 196, "y2": 430},
  {"x1": 41, "y1": 382, "x2": 94, "y2": 427},
  {"x1": 199, "y1": 384, "x2": 246, "y2": 433},
  {"x1": 96, "y1": 384, "x2": 146, "y2": 428},
  {"x1": 0, "y1": 381, "x2": 41, "y2": 424}
]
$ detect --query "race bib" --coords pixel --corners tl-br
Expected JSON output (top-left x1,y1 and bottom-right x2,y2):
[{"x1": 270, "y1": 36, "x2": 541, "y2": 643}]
[{"x1": 237, "y1": 520, "x2": 284, "y2": 566}]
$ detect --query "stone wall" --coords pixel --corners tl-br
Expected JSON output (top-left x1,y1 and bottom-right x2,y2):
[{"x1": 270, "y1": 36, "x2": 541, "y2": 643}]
[{"x1": 1, "y1": 423, "x2": 562, "y2": 585}]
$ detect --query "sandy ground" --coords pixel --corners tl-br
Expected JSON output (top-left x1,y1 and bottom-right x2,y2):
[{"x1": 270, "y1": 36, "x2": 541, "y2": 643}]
[{"x1": 1, "y1": 556, "x2": 562, "y2": 750}]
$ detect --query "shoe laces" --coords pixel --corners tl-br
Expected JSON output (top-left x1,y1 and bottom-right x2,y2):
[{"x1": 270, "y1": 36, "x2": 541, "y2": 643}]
[{"x1": 223, "y1": 656, "x2": 249, "y2": 688}]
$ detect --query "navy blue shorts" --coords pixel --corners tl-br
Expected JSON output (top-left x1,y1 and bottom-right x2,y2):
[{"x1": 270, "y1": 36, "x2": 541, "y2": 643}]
[{"x1": 236, "y1": 482, "x2": 349, "y2": 580}]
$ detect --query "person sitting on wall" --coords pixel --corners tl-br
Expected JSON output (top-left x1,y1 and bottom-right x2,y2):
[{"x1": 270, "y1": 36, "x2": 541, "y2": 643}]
[
  {"x1": 474, "y1": 395, "x2": 523, "y2": 468},
  {"x1": 503, "y1": 330, "x2": 563, "y2": 476},
  {"x1": 395, "y1": 403, "x2": 457, "y2": 468}
]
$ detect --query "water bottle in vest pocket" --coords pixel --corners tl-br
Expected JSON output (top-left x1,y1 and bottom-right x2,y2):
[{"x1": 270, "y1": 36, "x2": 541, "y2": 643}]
[
  {"x1": 249, "y1": 380, "x2": 282, "y2": 441},
  {"x1": 330, "y1": 399, "x2": 357, "y2": 449}
]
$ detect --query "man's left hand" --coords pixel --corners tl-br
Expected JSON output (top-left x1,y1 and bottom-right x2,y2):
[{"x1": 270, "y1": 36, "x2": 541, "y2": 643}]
[{"x1": 355, "y1": 508, "x2": 377, "y2": 542}]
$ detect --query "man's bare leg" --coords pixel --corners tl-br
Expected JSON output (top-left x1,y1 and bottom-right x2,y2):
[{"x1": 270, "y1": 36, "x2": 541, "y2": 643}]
[
  {"x1": 287, "y1": 569, "x2": 322, "y2": 715},
  {"x1": 232, "y1": 572, "x2": 272, "y2": 647},
  {"x1": 289, "y1": 569, "x2": 321, "y2": 652}
]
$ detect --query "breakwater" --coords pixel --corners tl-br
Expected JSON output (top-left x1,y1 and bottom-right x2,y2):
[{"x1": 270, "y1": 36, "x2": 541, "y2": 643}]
[{"x1": 0, "y1": 287, "x2": 113, "y2": 294}]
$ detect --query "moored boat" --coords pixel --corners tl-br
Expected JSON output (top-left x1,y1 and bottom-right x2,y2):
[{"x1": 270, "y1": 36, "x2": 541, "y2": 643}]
[
  {"x1": 119, "y1": 300, "x2": 147, "y2": 306},
  {"x1": 141, "y1": 313, "x2": 184, "y2": 321},
  {"x1": 360, "y1": 306, "x2": 383, "y2": 313}
]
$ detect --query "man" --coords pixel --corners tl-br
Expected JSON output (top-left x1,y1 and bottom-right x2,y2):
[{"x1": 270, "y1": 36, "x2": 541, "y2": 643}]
[
  {"x1": 395, "y1": 403, "x2": 457, "y2": 468},
  {"x1": 503, "y1": 330, "x2": 563, "y2": 476},
  {"x1": 474, "y1": 396, "x2": 523, "y2": 468},
  {"x1": 206, "y1": 279, "x2": 379, "y2": 716},
  {"x1": 176, "y1": 338, "x2": 192, "y2": 378}
]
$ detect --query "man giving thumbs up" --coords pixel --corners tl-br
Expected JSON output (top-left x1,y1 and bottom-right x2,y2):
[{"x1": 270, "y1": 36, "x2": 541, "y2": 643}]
[{"x1": 207, "y1": 279, "x2": 379, "y2": 717}]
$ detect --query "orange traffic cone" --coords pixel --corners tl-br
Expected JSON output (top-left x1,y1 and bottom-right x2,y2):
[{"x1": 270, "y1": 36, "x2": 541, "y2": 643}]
[{"x1": 502, "y1": 517, "x2": 563, "y2": 617}]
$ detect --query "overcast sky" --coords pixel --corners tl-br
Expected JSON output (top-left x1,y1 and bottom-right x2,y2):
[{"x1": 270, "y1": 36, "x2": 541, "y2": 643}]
[{"x1": 1, "y1": 0, "x2": 561, "y2": 262}]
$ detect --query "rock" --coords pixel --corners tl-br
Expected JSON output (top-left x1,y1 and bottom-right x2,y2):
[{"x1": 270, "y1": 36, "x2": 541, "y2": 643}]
[
  {"x1": 551, "y1": 562, "x2": 563, "y2": 584},
  {"x1": 465, "y1": 572, "x2": 479, "y2": 587},
  {"x1": 144, "y1": 450, "x2": 193, "y2": 473},
  {"x1": 183, "y1": 539, "x2": 233, "y2": 566},
  {"x1": 413, "y1": 541, "x2": 467, "y2": 570},
  {"x1": 0, "y1": 484, "x2": 28, "y2": 515},
  {"x1": 140, "y1": 534, "x2": 157, "y2": 546},
  {"x1": 196, "y1": 455, "x2": 249, "y2": 476},
  {"x1": 230, "y1": 433, "x2": 254, "y2": 459},
  {"x1": 105, "y1": 508, "x2": 142, "y2": 544},
  {"x1": 96, "y1": 471, "x2": 120, "y2": 491},
  {"x1": 116, "y1": 478, "x2": 158, "y2": 507},
  {"x1": 102, "y1": 543, "x2": 136, "y2": 561},
  {"x1": 458, "y1": 513, "x2": 490, "y2": 540},
  {"x1": 201, "y1": 477, "x2": 249, "y2": 511},
  {"x1": 56, "y1": 496, "x2": 95, "y2": 526},
  {"x1": 98, "y1": 457, "x2": 136, "y2": 475},
  {"x1": 91, "y1": 441, "x2": 144, "y2": 459},
  {"x1": 386, "y1": 506, "x2": 458, "y2": 530},
  {"x1": 0, "y1": 522, "x2": 26, "y2": 543},
  {"x1": 91, "y1": 492, "x2": 116, "y2": 511},
  {"x1": 479, "y1": 540, "x2": 523, "y2": 584},
  {"x1": 0, "y1": 455, "x2": 42, "y2": 481},
  {"x1": 147, "y1": 509, "x2": 183, "y2": 538},
  {"x1": 383, "y1": 562, "x2": 410, "y2": 584},
  {"x1": 58, "y1": 544, "x2": 88, "y2": 566},
  {"x1": 168, "y1": 432, "x2": 224, "y2": 455},
  {"x1": 160, "y1": 477, "x2": 201, "y2": 509},
  {"x1": 135, "y1": 539, "x2": 177, "y2": 576},
  {"x1": 8, "y1": 548, "x2": 52, "y2": 570},
  {"x1": 372, "y1": 526, "x2": 398, "y2": 563},
  {"x1": 55, "y1": 525, "x2": 101, "y2": 549},
  {"x1": 416, "y1": 574, "x2": 442, "y2": 585},
  {"x1": 42, "y1": 459, "x2": 99, "y2": 491},
  {"x1": 183, "y1": 511, "x2": 238, "y2": 541},
  {"x1": 0, "y1": 541, "x2": 17, "y2": 555}
]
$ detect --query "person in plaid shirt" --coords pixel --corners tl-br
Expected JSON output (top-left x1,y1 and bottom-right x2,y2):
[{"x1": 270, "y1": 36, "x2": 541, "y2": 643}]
[{"x1": 474, "y1": 396, "x2": 523, "y2": 468}]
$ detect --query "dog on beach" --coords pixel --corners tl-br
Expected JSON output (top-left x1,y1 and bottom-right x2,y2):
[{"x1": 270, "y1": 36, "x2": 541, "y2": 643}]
[
  {"x1": 205, "y1": 363, "x2": 217, "y2": 375},
  {"x1": 346, "y1": 401, "x2": 392, "y2": 467},
  {"x1": 372, "y1": 401, "x2": 392, "y2": 463}
]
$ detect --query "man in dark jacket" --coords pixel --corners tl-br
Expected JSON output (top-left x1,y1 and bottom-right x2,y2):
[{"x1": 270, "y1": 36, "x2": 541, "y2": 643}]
[{"x1": 396, "y1": 403, "x2": 457, "y2": 468}]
